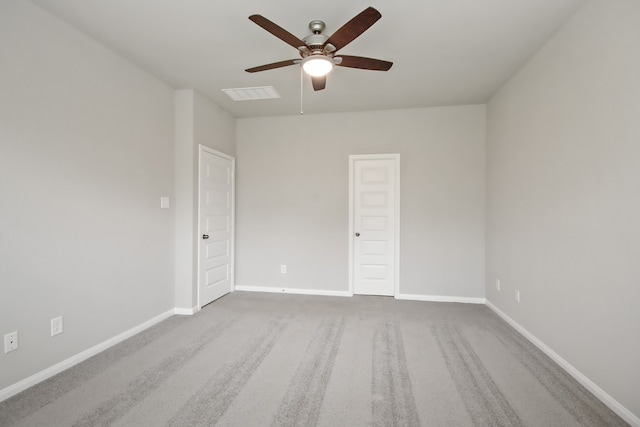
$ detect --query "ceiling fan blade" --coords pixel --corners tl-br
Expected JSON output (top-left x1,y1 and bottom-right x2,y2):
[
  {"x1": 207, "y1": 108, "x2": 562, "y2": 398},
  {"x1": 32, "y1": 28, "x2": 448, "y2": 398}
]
[
  {"x1": 245, "y1": 59, "x2": 298, "y2": 73},
  {"x1": 335, "y1": 55, "x2": 393, "y2": 71},
  {"x1": 324, "y1": 7, "x2": 381, "y2": 52},
  {"x1": 312, "y1": 76, "x2": 326, "y2": 91},
  {"x1": 249, "y1": 15, "x2": 306, "y2": 49}
]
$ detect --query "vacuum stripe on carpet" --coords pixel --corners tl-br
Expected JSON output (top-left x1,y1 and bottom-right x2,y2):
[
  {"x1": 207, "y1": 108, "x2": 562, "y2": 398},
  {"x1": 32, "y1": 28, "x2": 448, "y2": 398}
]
[
  {"x1": 489, "y1": 323, "x2": 628, "y2": 427},
  {"x1": 70, "y1": 317, "x2": 235, "y2": 427},
  {"x1": 167, "y1": 316, "x2": 288, "y2": 427},
  {"x1": 271, "y1": 317, "x2": 346, "y2": 427},
  {"x1": 432, "y1": 324, "x2": 524, "y2": 427},
  {"x1": 372, "y1": 320, "x2": 420, "y2": 427}
]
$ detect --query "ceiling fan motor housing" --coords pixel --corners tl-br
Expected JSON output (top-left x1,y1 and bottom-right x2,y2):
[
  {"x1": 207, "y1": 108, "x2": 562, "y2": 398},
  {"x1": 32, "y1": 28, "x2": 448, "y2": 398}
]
[
  {"x1": 299, "y1": 20, "x2": 337, "y2": 57},
  {"x1": 302, "y1": 35, "x2": 331, "y2": 56}
]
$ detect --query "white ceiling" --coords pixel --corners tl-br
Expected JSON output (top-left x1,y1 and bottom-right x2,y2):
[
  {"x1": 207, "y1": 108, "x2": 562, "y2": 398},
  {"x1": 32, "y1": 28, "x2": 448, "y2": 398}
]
[{"x1": 31, "y1": 0, "x2": 586, "y2": 118}]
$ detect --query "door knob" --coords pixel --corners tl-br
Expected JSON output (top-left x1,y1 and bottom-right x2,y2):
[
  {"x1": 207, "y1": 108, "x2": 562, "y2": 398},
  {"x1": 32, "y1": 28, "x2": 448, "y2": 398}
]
[
  {"x1": 202, "y1": 234, "x2": 209, "y2": 240},
  {"x1": 355, "y1": 233, "x2": 360, "y2": 237}
]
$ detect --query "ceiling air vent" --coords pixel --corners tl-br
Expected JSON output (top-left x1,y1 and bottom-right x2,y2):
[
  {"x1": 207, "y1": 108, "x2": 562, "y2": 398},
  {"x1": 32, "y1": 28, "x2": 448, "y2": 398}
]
[{"x1": 221, "y1": 86, "x2": 280, "y2": 101}]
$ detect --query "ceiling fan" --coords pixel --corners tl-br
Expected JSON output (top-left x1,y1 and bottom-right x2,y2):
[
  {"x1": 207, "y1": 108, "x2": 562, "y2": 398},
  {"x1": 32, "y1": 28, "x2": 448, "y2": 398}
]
[{"x1": 245, "y1": 6, "x2": 393, "y2": 91}]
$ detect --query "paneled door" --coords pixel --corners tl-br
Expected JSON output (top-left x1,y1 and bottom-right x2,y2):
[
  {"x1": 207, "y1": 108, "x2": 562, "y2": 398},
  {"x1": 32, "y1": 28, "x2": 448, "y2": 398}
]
[
  {"x1": 199, "y1": 147, "x2": 234, "y2": 307},
  {"x1": 349, "y1": 154, "x2": 400, "y2": 296}
]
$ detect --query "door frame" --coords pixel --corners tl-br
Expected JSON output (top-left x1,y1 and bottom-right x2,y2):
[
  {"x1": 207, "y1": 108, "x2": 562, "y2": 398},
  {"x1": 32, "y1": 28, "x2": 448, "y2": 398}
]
[
  {"x1": 197, "y1": 145, "x2": 236, "y2": 309},
  {"x1": 348, "y1": 153, "x2": 400, "y2": 297}
]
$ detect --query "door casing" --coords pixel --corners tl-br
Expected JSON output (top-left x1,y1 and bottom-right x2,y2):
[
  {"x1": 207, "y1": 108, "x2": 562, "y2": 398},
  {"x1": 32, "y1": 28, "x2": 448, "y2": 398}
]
[
  {"x1": 197, "y1": 145, "x2": 235, "y2": 308},
  {"x1": 348, "y1": 153, "x2": 400, "y2": 297}
]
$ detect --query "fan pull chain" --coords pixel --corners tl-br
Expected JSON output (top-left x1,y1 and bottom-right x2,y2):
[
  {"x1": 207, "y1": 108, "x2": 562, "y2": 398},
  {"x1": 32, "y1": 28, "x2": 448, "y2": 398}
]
[{"x1": 300, "y1": 66, "x2": 304, "y2": 115}]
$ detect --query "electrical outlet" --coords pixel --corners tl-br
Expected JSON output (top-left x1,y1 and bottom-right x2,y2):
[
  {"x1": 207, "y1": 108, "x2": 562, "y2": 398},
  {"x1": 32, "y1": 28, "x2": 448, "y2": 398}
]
[
  {"x1": 496, "y1": 279, "x2": 501, "y2": 291},
  {"x1": 280, "y1": 265, "x2": 287, "y2": 274},
  {"x1": 515, "y1": 289, "x2": 520, "y2": 303},
  {"x1": 4, "y1": 331, "x2": 18, "y2": 353},
  {"x1": 51, "y1": 316, "x2": 63, "y2": 336}
]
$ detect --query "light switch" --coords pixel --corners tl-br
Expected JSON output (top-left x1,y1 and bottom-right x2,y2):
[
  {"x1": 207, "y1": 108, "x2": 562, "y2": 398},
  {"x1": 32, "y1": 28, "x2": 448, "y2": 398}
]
[{"x1": 160, "y1": 197, "x2": 170, "y2": 209}]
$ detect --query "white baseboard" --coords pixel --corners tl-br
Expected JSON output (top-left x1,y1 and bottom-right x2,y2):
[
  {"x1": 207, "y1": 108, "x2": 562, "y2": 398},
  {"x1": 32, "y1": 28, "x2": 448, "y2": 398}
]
[
  {"x1": 174, "y1": 306, "x2": 199, "y2": 315},
  {"x1": 0, "y1": 308, "x2": 175, "y2": 403},
  {"x1": 235, "y1": 285, "x2": 352, "y2": 298},
  {"x1": 485, "y1": 300, "x2": 640, "y2": 427},
  {"x1": 396, "y1": 293, "x2": 486, "y2": 304}
]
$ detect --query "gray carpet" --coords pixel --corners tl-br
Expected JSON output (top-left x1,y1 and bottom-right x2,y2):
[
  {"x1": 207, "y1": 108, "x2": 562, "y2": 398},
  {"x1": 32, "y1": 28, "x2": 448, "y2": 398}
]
[{"x1": 0, "y1": 292, "x2": 628, "y2": 426}]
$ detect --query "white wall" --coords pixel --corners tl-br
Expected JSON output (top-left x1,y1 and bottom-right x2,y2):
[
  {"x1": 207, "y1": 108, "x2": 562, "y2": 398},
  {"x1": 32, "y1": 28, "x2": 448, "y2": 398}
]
[
  {"x1": 236, "y1": 105, "x2": 485, "y2": 298},
  {"x1": 0, "y1": 2, "x2": 175, "y2": 390},
  {"x1": 486, "y1": 0, "x2": 640, "y2": 421},
  {"x1": 174, "y1": 90, "x2": 235, "y2": 311},
  {"x1": 193, "y1": 92, "x2": 236, "y2": 157}
]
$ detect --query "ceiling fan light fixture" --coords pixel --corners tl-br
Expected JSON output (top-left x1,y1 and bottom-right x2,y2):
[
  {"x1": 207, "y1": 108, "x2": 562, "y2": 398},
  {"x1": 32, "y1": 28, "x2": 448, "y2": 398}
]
[{"x1": 302, "y1": 56, "x2": 333, "y2": 77}]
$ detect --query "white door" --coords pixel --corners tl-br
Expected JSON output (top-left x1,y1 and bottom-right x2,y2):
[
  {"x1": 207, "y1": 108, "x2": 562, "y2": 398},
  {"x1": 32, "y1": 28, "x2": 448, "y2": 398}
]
[
  {"x1": 199, "y1": 147, "x2": 234, "y2": 307},
  {"x1": 350, "y1": 154, "x2": 399, "y2": 296}
]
